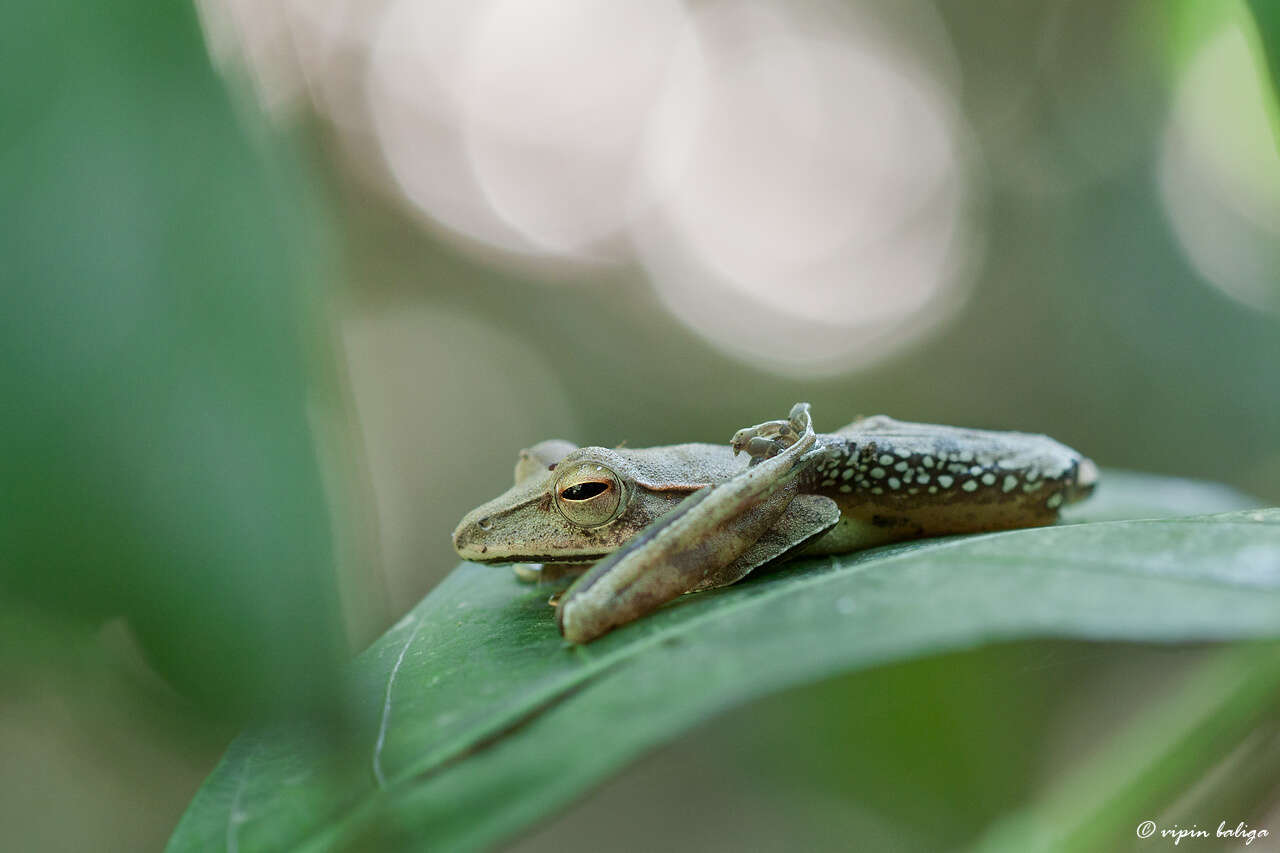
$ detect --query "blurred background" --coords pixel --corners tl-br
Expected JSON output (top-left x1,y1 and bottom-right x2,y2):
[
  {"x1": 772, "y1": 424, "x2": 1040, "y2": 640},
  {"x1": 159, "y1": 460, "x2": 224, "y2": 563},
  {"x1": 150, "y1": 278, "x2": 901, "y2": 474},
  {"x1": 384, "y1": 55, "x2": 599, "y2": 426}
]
[{"x1": 2, "y1": 0, "x2": 1279, "y2": 849}]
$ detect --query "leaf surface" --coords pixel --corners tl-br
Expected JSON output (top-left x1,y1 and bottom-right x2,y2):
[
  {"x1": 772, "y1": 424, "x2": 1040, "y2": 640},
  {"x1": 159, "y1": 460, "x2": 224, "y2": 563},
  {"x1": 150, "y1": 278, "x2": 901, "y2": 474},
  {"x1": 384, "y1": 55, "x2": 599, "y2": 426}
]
[{"x1": 168, "y1": 472, "x2": 1279, "y2": 852}]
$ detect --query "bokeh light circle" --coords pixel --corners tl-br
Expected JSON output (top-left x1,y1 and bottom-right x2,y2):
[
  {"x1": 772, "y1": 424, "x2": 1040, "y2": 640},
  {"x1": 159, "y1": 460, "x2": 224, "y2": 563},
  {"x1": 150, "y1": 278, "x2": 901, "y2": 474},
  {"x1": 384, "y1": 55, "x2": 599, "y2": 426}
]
[
  {"x1": 634, "y1": 0, "x2": 979, "y2": 377},
  {"x1": 367, "y1": 0, "x2": 537, "y2": 254},
  {"x1": 204, "y1": 0, "x2": 983, "y2": 374},
  {"x1": 461, "y1": 0, "x2": 695, "y2": 257}
]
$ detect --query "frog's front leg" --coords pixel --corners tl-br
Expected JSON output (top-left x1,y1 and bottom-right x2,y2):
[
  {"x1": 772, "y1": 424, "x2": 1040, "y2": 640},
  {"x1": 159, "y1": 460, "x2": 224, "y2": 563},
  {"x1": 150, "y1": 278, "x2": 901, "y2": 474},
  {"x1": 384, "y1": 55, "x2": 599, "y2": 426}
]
[{"x1": 555, "y1": 403, "x2": 828, "y2": 643}]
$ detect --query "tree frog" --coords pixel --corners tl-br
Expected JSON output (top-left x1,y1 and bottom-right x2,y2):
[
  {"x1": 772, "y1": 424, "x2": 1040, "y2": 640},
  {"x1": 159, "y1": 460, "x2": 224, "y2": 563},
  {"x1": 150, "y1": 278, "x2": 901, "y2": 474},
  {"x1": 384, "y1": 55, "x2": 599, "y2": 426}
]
[{"x1": 453, "y1": 404, "x2": 1097, "y2": 644}]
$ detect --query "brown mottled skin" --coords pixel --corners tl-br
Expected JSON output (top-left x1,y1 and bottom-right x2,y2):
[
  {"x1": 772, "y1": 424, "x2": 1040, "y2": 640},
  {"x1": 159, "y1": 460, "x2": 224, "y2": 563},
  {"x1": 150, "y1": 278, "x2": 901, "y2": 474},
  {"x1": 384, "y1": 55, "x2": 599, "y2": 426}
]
[{"x1": 453, "y1": 406, "x2": 1097, "y2": 642}]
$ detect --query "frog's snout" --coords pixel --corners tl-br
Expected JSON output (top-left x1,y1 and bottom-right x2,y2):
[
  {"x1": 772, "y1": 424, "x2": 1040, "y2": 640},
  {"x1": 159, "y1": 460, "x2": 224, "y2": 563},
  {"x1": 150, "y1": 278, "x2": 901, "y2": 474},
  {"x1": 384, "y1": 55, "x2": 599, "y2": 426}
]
[{"x1": 452, "y1": 515, "x2": 492, "y2": 560}]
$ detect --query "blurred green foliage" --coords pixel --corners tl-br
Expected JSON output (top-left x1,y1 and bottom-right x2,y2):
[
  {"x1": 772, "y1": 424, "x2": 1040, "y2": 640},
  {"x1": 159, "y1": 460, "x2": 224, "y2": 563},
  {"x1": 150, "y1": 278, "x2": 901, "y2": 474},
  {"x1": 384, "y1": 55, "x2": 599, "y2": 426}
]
[
  {"x1": 1247, "y1": 0, "x2": 1280, "y2": 133},
  {"x1": 0, "y1": 0, "x2": 345, "y2": 714}
]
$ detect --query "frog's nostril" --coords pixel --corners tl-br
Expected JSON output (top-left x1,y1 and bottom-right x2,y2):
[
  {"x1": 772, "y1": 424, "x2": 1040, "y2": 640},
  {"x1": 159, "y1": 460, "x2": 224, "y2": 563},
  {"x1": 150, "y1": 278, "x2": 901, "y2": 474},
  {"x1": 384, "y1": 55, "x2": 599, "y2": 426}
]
[
  {"x1": 453, "y1": 518, "x2": 476, "y2": 547},
  {"x1": 453, "y1": 515, "x2": 493, "y2": 558}
]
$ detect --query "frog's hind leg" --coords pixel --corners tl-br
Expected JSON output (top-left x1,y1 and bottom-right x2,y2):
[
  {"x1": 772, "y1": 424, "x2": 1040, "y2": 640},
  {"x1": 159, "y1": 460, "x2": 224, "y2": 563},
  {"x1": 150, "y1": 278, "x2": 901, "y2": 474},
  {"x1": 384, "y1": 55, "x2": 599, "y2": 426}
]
[{"x1": 686, "y1": 494, "x2": 839, "y2": 591}]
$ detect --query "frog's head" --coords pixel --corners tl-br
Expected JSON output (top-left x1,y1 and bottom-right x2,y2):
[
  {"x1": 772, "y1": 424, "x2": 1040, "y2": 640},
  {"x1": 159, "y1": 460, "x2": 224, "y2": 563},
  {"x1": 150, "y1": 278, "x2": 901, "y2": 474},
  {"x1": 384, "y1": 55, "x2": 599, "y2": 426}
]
[{"x1": 452, "y1": 441, "x2": 697, "y2": 564}]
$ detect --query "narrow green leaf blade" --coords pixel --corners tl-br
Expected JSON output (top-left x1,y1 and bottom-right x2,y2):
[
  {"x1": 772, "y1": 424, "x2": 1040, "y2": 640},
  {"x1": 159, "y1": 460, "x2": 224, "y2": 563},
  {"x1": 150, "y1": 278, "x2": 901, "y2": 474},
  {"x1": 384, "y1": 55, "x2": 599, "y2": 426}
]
[
  {"x1": 1246, "y1": 0, "x2": 1280, "y2": 149},
  {"x1": 0, "y1": 0, "x2": 346, "y2": 713}
]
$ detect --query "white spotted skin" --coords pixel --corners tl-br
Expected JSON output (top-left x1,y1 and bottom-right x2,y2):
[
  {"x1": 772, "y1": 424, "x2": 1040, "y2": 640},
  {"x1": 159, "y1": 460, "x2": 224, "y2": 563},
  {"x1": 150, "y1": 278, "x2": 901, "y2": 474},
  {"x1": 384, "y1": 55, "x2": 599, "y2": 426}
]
[{"x1": 799, "y1": 415, "x2": 1095, "y2": 553}]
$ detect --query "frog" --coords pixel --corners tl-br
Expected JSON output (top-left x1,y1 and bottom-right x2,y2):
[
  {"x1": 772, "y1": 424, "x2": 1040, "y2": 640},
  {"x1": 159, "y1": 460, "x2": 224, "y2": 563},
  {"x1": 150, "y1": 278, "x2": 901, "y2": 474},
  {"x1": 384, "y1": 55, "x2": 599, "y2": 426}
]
[{"x1": 452, "y1": 404, "x2": 1097, "y2": 644}]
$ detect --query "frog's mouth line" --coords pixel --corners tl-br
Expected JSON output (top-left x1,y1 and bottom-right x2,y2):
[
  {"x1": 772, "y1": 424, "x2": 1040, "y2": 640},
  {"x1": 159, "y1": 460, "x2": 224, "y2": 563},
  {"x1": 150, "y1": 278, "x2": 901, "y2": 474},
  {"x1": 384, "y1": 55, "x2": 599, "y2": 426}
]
[{"x1": 467, "y1": 552, "x2": 612, "y2": 566}]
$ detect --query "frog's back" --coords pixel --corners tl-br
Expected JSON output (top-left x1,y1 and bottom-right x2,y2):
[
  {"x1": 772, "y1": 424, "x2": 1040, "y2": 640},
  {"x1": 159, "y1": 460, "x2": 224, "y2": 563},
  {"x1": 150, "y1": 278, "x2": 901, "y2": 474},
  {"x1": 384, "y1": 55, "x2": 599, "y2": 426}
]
[
  {"x1": 612, "y1": 442, "x2": 742, "y2": 490},
  {"x1": 804, "y1": 415, "x2": 1096, "y2": 553}
]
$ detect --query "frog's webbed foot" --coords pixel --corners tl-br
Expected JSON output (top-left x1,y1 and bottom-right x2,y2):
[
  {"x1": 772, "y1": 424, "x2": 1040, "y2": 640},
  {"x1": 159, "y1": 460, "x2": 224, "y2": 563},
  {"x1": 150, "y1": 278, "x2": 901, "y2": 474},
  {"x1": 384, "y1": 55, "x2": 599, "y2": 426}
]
[{"x1": 731, "y1": 402, "x2": 813, "y2": 466}]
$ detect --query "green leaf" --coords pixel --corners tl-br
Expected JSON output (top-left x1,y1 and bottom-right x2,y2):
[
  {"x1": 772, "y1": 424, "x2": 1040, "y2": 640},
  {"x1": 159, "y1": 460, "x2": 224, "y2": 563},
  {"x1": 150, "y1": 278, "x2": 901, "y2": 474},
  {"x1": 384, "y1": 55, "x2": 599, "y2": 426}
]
[
  {"x1": 1246, "y1": 0, "x2": 1280, "y2": 148},
  {"x1": 168, "y1": 474, "x2": 1279, "y2": 852}
]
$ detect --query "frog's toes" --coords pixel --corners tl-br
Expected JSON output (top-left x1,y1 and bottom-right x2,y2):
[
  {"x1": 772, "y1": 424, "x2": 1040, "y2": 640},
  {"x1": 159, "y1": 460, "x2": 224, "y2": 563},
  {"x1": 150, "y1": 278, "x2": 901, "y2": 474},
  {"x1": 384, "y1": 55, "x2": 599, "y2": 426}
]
[
  {"x1": 512, "y1": 563, "x2": 543, "y2": 583},
  {"x1": 731, "y1": 421, "x2": 787, "y2": 454},
  {"x1": 731, "y1": 419, "x2": 800, "y2": 464},
  {"x1": 787, "y1": 402, "x2": 812, "y2": 434},
  {"x1": 748, "y1": 435, "x2": 785, "y2": 458},
  {"x1": 729, "y1": 404, "x2": 816, "y2": 466},
  {"x1": 515, "y1": 561, "x2": 594, "y2": 585}
]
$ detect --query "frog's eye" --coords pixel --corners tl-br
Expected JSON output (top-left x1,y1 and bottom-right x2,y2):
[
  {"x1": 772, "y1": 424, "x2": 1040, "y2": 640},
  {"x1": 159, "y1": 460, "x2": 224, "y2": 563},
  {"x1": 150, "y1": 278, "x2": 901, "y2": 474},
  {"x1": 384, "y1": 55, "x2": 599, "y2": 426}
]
[{"x1": 554, "y1": 462, "x2": 624, "y2": 527}]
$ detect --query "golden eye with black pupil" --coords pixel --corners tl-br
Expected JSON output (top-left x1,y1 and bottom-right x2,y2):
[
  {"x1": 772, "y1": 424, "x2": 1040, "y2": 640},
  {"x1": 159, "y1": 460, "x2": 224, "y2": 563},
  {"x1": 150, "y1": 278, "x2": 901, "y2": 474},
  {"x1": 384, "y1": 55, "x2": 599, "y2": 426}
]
[
  {"x1": 561, "y1": 482, "x2": 608, "y2": 500},
  {"x1": 554, "y1": 462, "x2": 624, "y2": 527}
]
